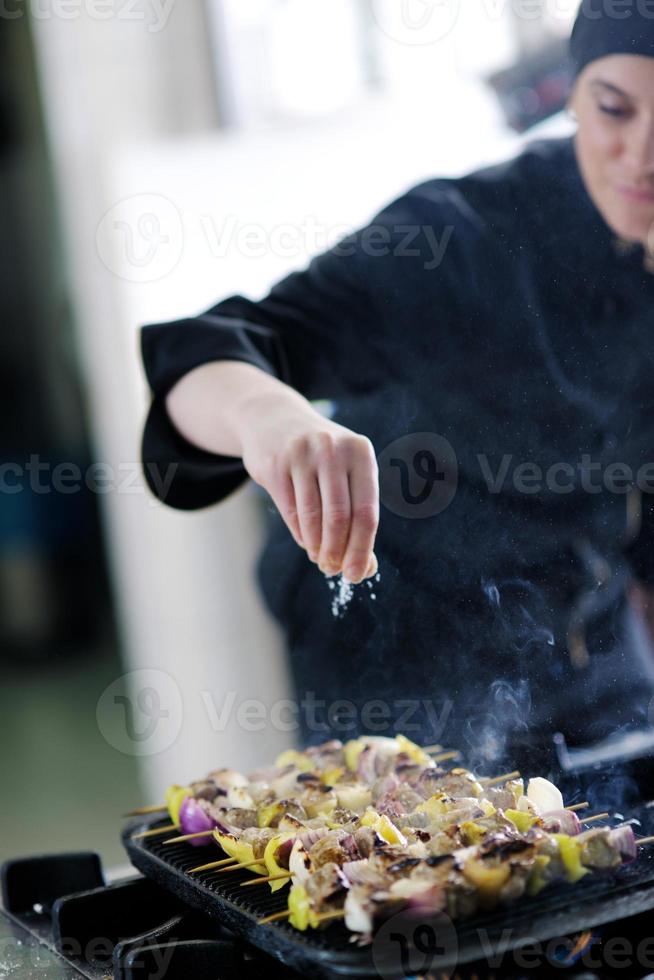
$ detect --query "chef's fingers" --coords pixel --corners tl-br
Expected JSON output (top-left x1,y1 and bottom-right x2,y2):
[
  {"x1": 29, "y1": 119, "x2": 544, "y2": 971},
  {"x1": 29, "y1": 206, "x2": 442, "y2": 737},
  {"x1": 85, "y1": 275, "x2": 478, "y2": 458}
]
[
  {"x1": 269, "y1": 469, "x2": 304, "y2": 549},
  {"x1": 342, "y1": 445, "x2": 379, "y2": 584},
  {"x1": 292, "y1": 466, "x2": 323, "y2": 562},
  {"x1": 316, "y1": 459, "x2": 351, "y2": 576}
]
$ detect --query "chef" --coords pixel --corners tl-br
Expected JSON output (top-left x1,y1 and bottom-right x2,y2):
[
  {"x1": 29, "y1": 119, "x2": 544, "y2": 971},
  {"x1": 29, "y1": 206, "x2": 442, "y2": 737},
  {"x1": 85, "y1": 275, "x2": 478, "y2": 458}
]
[{"x1": 140, "y1": 2, "x2": 654, "y2": 770}]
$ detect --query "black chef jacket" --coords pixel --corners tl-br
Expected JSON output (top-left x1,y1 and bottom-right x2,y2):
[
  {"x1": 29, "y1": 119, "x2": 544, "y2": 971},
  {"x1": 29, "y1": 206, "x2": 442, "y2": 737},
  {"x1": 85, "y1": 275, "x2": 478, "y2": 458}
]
[{"x1": 140, "y1": 136, "x2": 654, "y2": 770}]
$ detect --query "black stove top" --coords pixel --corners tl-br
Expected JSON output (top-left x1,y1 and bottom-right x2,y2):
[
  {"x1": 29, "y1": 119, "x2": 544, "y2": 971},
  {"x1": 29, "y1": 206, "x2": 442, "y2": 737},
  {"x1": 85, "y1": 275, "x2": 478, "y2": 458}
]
[{"x1": 3, "y1": 851, "x2": 654, "y2": 979}]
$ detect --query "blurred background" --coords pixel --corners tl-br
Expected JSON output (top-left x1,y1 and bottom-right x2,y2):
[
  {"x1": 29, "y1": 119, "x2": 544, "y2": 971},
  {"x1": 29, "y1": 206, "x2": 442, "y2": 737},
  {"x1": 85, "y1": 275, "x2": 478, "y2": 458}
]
[{"x1": 1, "y1": 0, "x2": 579, "y2": 869}]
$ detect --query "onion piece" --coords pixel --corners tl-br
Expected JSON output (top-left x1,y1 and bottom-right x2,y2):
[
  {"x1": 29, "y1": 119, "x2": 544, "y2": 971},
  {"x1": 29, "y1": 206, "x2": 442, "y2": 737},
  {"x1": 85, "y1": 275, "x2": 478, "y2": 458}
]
[
  {"x1": 178, "y1": 797, "x2": 216, "y2": 846},
  {"x1": 525, "y1": 777, "x2": 563, "y2": 815},
  {"x1": 610, "y1": 825, "x2": 637, "y2": 864}
]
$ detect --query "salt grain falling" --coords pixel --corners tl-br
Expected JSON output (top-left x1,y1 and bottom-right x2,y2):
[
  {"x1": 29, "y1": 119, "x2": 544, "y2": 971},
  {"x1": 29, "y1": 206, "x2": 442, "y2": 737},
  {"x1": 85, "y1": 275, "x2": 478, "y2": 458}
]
[{"x1": 327, "y1": 571, "x2": 381, "y2": 616}]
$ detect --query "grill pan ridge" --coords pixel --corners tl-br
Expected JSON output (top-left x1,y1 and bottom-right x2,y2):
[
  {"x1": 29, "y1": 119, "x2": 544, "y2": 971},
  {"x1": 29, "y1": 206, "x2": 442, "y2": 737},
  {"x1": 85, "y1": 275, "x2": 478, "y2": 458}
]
[{"x1": 124, "y1": 807, "x2": 654, "y2": 978}]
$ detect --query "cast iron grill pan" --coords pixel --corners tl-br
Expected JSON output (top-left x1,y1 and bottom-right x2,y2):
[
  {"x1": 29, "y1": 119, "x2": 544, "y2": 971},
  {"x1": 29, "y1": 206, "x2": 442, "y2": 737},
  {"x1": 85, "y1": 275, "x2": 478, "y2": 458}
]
[{"x1": 124, "y1": 806, "x2": 654, "y2": 979}]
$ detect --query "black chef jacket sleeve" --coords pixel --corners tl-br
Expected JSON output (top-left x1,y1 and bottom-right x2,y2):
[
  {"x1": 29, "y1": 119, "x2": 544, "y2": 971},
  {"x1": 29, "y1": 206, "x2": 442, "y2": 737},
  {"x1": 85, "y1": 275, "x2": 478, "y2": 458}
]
[
  {"x1": 140, "y1": 182, "x2": 471, "y2": 511},
  {"x1": 141, "y1": 225, "x2": 397, "y2": 510}
]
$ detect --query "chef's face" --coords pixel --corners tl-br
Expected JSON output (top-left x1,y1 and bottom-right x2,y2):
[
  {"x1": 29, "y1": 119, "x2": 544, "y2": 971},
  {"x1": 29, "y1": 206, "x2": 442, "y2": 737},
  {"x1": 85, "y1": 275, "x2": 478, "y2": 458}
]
[{"x1": 571, "y1": 54, "x2": 654, "y2": 247}]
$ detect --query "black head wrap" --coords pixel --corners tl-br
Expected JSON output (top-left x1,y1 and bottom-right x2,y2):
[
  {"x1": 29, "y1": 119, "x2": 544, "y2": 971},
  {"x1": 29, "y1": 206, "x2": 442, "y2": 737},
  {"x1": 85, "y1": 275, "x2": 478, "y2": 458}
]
[{"x1": 570, "y1": 0, "x2": 654, "y2": 77}]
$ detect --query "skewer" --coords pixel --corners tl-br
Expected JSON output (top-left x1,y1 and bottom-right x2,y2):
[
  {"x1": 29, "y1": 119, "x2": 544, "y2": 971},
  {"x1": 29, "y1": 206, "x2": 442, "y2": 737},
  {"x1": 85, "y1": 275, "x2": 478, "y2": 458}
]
[
  {"x1": 218, "y1": 859, "x2": 266, "y2": 873},
  {"x1": 131, "y1": 824, "x2": 176, "y2": 839},
  {"x1": 317, "y1": 910, "x2": 346, "y2": 924},
  {"x1": 257, "y1": 908, "x2": 345, "y2": 926},
  {"x1": 164, "y1": 830, "x2": 215, "y2": 844},
  {"x1": 422, "y1": 744, "x2": 443, "y2": 753},
  {"x1": 240, "y1": 873, "x2": 291, "y2": 887},
  {"x1": 566, "y1": 802, "x2": 589, "y2": 813},
  {"x1": 124, "y1": 804, "x2": 167, "y2": 817},
  {"x1": 582, "y1": 812, "x2": 610, "y2": 824},
  {"x1": 188, "y1": 857, "x2": 240, "y2": 874},
  {"x1": 481, "y1": 771, "x2": 520, "y2": 787},
  {"x1": 637, "y1": 836, "x2": 654, "y2": 846},
  {"x1": 430, "y1": 750, "x2": 460, "y2": 763},
  {"x1": 259, "y1": 909, "x2": 291, "y2": 925}
]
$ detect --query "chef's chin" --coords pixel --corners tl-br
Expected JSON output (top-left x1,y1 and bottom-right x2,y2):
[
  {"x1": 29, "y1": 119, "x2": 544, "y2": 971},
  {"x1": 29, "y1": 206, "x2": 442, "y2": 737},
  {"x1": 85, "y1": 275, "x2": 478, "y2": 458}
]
[{"x1": 603, "y1": 196, "x2": 654, "y2": 250}]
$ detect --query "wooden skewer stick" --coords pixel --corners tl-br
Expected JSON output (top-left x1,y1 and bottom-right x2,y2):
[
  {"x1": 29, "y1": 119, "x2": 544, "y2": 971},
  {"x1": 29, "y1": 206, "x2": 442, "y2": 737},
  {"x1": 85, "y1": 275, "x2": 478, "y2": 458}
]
[
  {"x1": 258, "y1": 909, "x2": 291, "y2": 925},
  {"x1": 566, "y1": 802, "x2": 589, "y2": 813},
  {"x1": 481, "y1": 771, "x2": 521, "y2": 787},
  {"x1": 582, "y1": 812, "x2": 610, "y2": 824},
  {"x1": 131, "y1": 824, "x2": 176, "y2": 840},
  {"x1": 422, "y1": 744, "x2": 443, "y2": 753},
  {"x1": 257, "y1": 908, "x2": 345, "y2": 926},
  {"x1": 637, "y1": 835, "x2": 654, "y2": 846},
  {"x1": 164, "y1": 830, "x2": 216, "y2": 844},
  {"x1": 188, "y1": 857, "x2": 240, "y2": 874},
  {"x1": 124, "y1": 804, "x2": 167, "y2": 817},
  {"x1": 241, "y1": 873, "x2": 291, "y2": 887},
  {"x1": 430, "y1": 750, "x2": 460, "y2": 763},
  {"x1": 218, "y1": 859, "x2": 266, "y2": 873},
  {"x1": 317, "y1": 910, "x2": 346, "y2": 923}
]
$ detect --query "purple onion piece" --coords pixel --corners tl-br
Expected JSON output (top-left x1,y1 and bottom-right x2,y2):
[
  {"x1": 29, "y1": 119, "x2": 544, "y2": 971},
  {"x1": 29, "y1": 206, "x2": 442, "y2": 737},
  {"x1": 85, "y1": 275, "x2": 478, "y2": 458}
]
[
  {"x1": 179, "y1": 797, "x2": 216, "y2": 847},
  {"x1": 610, "y1": 825, "x2": 637, "y2": 864},
  {"x1": 541, "y1": 809, "x2": 581, "y2": 836}
]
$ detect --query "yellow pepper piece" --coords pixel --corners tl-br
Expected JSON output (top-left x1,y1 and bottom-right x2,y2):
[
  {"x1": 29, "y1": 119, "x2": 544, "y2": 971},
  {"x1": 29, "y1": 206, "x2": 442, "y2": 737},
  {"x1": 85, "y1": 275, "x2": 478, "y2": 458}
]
[
  {"x1": 479, "y1": 800, "x2": 496, "y2": 817},
  {"x1": 505, "y1": 809, "x2": 536, "y2": 833},
  {"x1": 344, "y1": 739, "x2": 365, "y2": 772},
  {"x1": 213, "y1": 830, "x2": 266, "y2": 874},
  {"x1": 304, "y1": 792, "x2": 336, "y2": 819},
  {"x1": 258, "y1": 802, "x2": 283, "y2": 828},
  {"x1": 462, "y1": 858, "x2": 511, "y2": 902},
  {"x1": 460, "y1": 821, "x2": 487, "y2": 846},
  {"x1": 321, "y1": 766, "x2": 344, "y2": 786},
  {"x1": 264, "y1": 833, "x2": 294, "y2": 893},
  {"x1": 376, "y1": 814, "x2": 406, "y2": 846},
  {"x1": 275, "y1": 750, "x2": 313, "y2": 772},
  {"x1": 395, "y1": 734, "x2": 432, "y2": 766},
  {"x1": 288, "y1": 883, "x2": 319, "y2": 931},
  {"x1": 359, "y1": 807, "x2": 380, "y2": 828},
  {"x1": 553, "y1": 834, "x2": 589, "y2": 884},
  {"x1": 165, "y1": 785, "x2": 191, "y2": 828},
  {"x1": 526, "y1": 854, "x2": 551, "y2": 896},
  {"x1": 415, "y1": 794, "x2": 448, "y2": 819}
]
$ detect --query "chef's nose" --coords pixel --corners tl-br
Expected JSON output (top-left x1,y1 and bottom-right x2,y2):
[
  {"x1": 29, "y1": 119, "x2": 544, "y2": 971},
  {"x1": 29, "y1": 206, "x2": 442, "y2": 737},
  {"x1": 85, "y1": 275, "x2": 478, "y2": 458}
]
[{"x1": 623, "y1": 116, "x2": 654, "y2": 177}]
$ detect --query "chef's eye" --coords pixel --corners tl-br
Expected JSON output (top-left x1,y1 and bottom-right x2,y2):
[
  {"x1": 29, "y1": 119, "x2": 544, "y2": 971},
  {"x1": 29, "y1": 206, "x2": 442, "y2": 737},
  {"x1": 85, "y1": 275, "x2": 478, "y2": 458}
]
[{"x1": 599, "y1": 104, "x2": 630, "y2": 119}]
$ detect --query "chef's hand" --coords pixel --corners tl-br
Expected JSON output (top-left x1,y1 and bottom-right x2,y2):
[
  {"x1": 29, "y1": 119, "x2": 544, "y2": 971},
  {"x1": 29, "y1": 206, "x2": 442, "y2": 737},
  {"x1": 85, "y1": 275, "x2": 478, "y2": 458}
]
[{"x1": 166, "y1": 361, "x2": 379, "y2": 583}]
